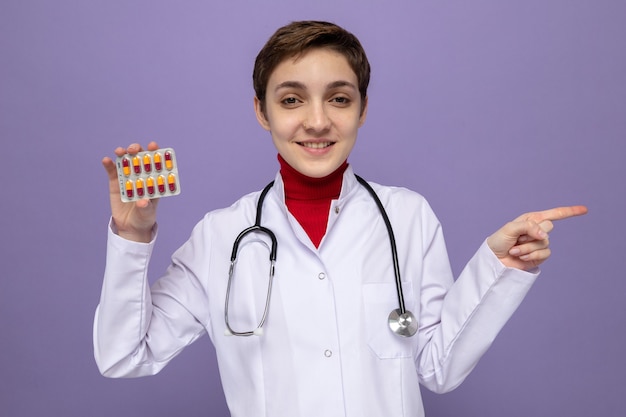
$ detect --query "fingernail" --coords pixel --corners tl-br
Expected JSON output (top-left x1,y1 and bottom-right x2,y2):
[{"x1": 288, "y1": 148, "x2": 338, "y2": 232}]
[{"x1": 509, "y1": 248, "x2": 521, "y2": 256}]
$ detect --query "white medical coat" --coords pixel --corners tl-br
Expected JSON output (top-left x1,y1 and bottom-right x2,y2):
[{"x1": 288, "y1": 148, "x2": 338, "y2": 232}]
[{"x1": 94, "y1": 166, "x2": 538, "y2": 417}]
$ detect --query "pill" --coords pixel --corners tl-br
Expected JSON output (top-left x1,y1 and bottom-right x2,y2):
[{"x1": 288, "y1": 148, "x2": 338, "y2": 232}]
[
  {"x1": 164, "y1": 151, "x2": 174, "y2": 170},
  {"x1": 132, "y1": 156, "x2": 141, "y2": 174},
  {"x1": 157, "y1": 175, "x2": 166, "y2": 194},
  {"x1": 125, "y1": 180, "x2": 134, "y2": 199},
  {"x1": 143, "y1": 154, "x2": 152, "y2": 173},
  {"x1": 146, "y1": 176, "x2": 155, "y2": 195},
  {"x1": 122, "y1": 158, "x2": 131, "y2": 176},
  {"x1": 168, "y1": 173, "x2": 176, "y2": 192},
  {"x1": 154, "y1": 152, "x2": 162, "y2": 171},
  {"x1": 136, "y1": 178, "x2": 145, "y2": 197}
]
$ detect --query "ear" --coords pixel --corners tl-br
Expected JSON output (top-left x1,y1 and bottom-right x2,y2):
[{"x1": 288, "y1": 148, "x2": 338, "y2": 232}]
[
  {"x1": 358, "y1": 96, "x2": 368, "y2": 127},
  {"x1": 254, "y1": 97, "x2": 271, "y2": 131}
]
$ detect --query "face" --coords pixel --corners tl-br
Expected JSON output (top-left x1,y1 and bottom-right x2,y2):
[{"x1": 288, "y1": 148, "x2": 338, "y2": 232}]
[{"x1": 254, "y1": 48, "x2": 368, "y2": 178}]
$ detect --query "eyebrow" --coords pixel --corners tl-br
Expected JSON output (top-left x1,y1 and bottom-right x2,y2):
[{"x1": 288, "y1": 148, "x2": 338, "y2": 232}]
[
  {"x1": 274, "y1": 80, "x2": 358, "y2": 93},
  {"x1": 274, "y1": 81, "x2": 306, "y2": 92},
  {"x1": 327, "y1": 80, "x2": 358, "y2": 91}
]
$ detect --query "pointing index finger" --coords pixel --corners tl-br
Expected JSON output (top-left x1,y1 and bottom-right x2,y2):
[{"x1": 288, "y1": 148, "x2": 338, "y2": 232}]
[{"x1": 526, "y1": 205, "x2": 588, "y2": 223}]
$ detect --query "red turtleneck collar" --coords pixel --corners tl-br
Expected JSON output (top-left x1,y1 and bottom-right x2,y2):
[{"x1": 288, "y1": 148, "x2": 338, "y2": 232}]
[{"x1": 278, "y1": 154, "x2": 348, "y2": 248}]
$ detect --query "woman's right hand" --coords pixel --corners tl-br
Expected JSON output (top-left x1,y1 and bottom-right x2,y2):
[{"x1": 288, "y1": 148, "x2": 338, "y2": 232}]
[{"x1": 102, "y1": 142, "x2": 160, "y2": 243}]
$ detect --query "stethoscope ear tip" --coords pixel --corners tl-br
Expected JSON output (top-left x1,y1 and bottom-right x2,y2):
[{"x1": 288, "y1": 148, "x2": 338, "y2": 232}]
[
  {"x1": 224, "y1": 329, "x2": 233, "y2": 336},
  {"x1": 253, "y1": 328, "x2": 264, "y2": 336}
]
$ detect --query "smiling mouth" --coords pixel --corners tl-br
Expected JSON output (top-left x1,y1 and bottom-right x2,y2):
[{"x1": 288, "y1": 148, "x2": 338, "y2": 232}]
[{"x1": 298, "y1": 142, "x2": 334, "y2": 149}]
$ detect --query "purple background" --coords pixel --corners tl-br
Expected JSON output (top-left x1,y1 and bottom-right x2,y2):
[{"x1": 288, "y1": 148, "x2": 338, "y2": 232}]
[{"x1": 1, "y1": 1, "x2": 624, "y2": 416}]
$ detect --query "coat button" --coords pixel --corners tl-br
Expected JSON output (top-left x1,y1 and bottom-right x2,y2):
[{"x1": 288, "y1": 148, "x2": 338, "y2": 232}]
[
  {"x1": 324, "y1": 349, "x2": 333, "y2": 358},
  {"x1": 318, "y1": 272, "x2": 326, "y2": 280}
]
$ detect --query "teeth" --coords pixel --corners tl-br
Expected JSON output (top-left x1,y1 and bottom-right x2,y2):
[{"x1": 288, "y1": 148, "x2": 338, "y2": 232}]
[{"x1": 301, "y1": 142, "x2": 332, "y2": 149}]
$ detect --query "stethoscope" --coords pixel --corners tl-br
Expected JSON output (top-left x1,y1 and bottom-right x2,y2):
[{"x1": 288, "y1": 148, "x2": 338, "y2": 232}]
[{"x1": 224, "y1": 175, "x2": 418, "y2": 338}]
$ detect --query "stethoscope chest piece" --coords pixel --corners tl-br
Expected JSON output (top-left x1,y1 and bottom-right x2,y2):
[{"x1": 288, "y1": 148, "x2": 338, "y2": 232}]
[{"x1": 388, "y1": 308, "x2": 418, "y2": 337}]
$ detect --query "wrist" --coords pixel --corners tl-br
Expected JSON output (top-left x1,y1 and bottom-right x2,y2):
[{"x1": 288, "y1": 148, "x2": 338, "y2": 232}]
[{"x1": 111, "y1": 219, "x2": 154, "y2": 243}]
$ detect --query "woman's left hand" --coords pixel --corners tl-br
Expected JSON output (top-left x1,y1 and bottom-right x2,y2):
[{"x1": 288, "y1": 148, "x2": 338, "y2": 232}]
[{"x1": 487, "y1": 205, "x2": 588, "y2": 271}]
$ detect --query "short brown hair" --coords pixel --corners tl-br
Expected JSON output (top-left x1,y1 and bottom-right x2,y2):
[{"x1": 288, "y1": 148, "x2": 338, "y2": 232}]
[{"x1": 253, "y1": 21, "x2": 371, "y2": 114}]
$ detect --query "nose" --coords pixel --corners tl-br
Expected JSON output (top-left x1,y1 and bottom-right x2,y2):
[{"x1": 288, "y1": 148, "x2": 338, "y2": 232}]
[{"x1": 303, "y1": 101, "x2": 331, "y2": 132}]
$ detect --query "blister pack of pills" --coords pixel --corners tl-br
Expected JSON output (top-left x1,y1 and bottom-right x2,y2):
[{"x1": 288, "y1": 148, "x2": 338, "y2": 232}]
[{"x1": 116, "y1": 148, "x2": 181, "y2": 202}]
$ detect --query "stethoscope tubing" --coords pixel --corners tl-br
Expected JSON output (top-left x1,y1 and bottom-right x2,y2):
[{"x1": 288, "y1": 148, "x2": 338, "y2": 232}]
[
  {"x1": 225, "y1": 182, "x2": 277, "y2": 336},
  {"x1": 225, "y1": 175, "x2": 416, "y2": 337},
  {"x1": 354, "y1": 175, "x2": 408, "y2": 316}
]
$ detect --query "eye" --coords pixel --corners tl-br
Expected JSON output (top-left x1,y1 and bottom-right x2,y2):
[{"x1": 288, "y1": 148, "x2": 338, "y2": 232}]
[
  {"x1": 281, "y1": 96, "x2": 300, "y2": 106},
  {"x1": 330, "y1": 96, "x2": 351, "y2": 106}
]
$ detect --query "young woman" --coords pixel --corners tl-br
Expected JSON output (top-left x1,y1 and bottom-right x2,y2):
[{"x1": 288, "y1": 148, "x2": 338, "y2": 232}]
[{"x1": 96, "y1": 21, "x2": 586, "y2": 417}]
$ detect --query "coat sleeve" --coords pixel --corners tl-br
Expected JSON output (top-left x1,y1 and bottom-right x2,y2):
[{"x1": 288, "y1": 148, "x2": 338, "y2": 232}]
[
  {"x1": 414, "y1": 204, "x2": 538, "y2": 393},
  {"x1": 93, "y1": 219, "x2": 210, "y2": 378}
]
